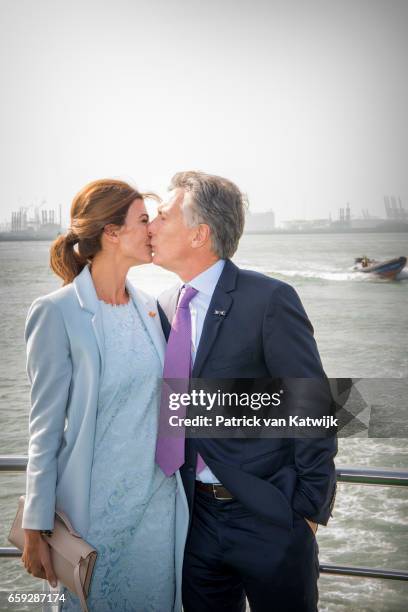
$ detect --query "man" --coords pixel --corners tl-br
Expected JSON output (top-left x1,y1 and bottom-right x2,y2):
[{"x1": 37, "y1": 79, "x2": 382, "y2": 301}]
[{"x1": 149, "y1": 171, "x2": 337, "y2": 612}]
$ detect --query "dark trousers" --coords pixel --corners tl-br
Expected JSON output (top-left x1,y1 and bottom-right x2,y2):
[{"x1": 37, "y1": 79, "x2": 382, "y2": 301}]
[{"x1": 182, "y1": 488, "x2": 319, "y2": 612}]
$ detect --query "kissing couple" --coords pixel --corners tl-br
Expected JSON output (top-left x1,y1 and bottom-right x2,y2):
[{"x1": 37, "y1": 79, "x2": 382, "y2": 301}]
[{"x1": 21, "y1": 171, "x2": 337, "y2": 611}]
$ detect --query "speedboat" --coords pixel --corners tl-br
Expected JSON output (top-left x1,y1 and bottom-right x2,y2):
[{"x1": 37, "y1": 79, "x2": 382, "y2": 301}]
[{"x1": 353, "y1": 256, "x2": 407, "y2": 280}]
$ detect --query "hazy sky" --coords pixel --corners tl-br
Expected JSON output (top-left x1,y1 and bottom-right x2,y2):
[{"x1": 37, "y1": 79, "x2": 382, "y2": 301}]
[{"x1": 0, "y1": 0, "x2": 407, "y2": 226}]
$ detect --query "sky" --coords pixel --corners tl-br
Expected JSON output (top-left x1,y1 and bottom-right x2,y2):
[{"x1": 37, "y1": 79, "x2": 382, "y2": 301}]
[{"x1": 0, "y1": 0, "x2": 407, "y2": 226}]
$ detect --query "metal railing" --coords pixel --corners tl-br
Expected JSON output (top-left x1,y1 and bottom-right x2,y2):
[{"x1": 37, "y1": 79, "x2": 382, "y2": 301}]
[
  {"x1": 336, "y1": 467, "x2": 408, "y2": 488},
  {"x1": 0, "y1": 456, "x2": 27, "y2": 472},
  {"x1": 1, "y1": 456, "x2": 407, "y2": 581}
]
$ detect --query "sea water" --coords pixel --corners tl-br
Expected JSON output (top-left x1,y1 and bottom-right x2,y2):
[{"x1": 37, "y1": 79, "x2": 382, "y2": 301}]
[{"x1": 0, "y1": 234, "x2": 407, "y2": 611}]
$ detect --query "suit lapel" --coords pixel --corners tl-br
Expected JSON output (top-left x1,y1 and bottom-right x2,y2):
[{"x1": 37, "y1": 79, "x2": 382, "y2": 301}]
[
  {"x1": 192, "y1": 290, "x2": 232, "y2": 376},
  {"x1": 192, "y1": 259, "x2": 238, "y2": 377},
  {"x1": 91, "y1": 312, "x2": 106, "y2": 378},
  {"x1": 73, "y1": 265, "x2": 106, "y2": 378}
]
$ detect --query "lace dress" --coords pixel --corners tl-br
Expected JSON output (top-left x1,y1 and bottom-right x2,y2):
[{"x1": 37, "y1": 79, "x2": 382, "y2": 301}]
[{"x1": 61, "y1": 299, "x2": 176, "y2": 612}]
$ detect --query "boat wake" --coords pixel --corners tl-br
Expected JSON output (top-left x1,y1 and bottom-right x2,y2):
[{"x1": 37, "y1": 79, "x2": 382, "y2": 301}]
[
  {"x1": 277, "y1": 267, "x2": 408, "y2": 282},
  {"x1": 279, "y1": 269, "x2": 372, "y2": 282},
  {"x1": 236, "y1": 260, "x2": 408, "y2": 282}
]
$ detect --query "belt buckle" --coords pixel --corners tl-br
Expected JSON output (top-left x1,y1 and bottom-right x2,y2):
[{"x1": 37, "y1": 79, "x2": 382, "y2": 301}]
[{"x1": 212, "y1": 483, "x2": 233, "y2": 501}]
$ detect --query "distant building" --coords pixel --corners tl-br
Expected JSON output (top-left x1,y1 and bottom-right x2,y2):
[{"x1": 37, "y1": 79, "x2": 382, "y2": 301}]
[
  {"x1": 281, "y1": 218, "x2": 330, "y2": 231},
  {"x1": 10, "y1": 204, "x2": 61, "y2": 234},
  {"x1": 244, "y1": 210, "x2": 275, "y2": 232},
  {"x1": 350, "y1": 218, "x2": 382, "y2": 229},
  {"x1": 0, "y1": 203, "x2": 63, "y2": 241},
  {"x1": 330, "y1": 203, "x2": 352, "y2": 229},
  {"x1": 384, "y1": 196, "x2": 407, "y2": 221}
]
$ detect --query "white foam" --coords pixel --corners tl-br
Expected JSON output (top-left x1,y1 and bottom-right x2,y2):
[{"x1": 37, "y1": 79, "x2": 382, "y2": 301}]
[{"x1": 278, "y1": 269, "x2": 374, "y2": 282}]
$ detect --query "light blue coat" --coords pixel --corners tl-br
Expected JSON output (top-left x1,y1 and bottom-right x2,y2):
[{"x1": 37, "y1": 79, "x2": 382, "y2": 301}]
[{"x1": 22, "y1": 265, "x2": 189, "y2": 611}]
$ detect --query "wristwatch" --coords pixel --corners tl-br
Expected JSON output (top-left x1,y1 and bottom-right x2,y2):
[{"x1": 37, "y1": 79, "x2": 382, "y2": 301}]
[{"x1": 40, "y1": 530, "x2": 53, "y2": 537}]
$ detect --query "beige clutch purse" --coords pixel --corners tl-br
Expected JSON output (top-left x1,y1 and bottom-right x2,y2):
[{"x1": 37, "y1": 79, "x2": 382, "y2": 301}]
[{"x1": 8, "y1": 496, "x2": 97, "y2": 612}]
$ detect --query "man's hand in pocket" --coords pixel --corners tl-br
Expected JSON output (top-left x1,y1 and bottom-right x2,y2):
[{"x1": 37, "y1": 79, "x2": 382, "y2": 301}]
[{"x1": 305, "y1": 518, "x2": 318, "y2": 534}]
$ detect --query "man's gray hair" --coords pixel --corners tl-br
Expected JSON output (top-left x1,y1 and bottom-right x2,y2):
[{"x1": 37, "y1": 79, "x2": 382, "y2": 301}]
[{"x1": 170, "y1": 171, "x2": 247, "y2": 259}]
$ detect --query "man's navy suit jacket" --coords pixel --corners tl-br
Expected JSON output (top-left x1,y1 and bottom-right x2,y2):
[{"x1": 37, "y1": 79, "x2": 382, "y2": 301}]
[{"x1": 158, "y1": 259, "x2": 337, "y2": 531}]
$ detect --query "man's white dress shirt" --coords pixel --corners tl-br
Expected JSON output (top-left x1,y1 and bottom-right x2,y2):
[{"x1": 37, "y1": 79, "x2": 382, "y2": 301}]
[{"x1": 182, "y1": 259, "x2": 225, "y2": 484}]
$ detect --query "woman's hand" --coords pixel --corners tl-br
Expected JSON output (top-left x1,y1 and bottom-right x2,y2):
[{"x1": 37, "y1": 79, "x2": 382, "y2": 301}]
[{"x1": 22, "y1": 530, "x2": 57, "y2": 587}]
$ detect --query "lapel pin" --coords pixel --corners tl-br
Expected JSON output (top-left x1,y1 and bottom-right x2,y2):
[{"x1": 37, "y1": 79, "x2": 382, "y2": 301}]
[
  {"x1": 214, "y1": 310, "x2": 226, "y2": 316},
  {"x1": 148, "y1": 311, "x2": 157, "y2": 318}
]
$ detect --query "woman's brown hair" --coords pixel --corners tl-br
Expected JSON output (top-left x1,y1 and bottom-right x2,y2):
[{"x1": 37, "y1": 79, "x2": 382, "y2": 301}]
[{"x1": 50, "y1": 179, "x2": 155, "y2": 285}]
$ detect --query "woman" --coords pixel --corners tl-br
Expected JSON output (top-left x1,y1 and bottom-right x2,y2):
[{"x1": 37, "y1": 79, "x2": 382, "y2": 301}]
[{"x1": 21, "y1": 179, "x2": 189, "y2": 611}]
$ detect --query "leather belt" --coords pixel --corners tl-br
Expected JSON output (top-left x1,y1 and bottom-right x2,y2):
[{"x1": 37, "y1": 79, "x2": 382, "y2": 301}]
[{"x1": 195, "y1": 481, "x2": 234, "y2": 500}]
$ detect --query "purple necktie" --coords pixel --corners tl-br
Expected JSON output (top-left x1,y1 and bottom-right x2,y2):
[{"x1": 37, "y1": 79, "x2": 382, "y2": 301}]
[{"x1": 156, "y1": 285, "x2": 199, "y2": 476}]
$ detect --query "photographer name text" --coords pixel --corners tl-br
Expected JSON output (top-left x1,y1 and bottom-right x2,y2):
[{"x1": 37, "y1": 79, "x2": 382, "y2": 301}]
[{"x1": 168, "y1": 415, "x2": 338, "y2": 428}]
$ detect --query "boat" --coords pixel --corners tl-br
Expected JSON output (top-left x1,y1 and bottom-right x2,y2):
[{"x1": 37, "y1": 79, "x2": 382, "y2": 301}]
[{"x1": 353, "y1": 256, "x2": 407, "y2": 280}]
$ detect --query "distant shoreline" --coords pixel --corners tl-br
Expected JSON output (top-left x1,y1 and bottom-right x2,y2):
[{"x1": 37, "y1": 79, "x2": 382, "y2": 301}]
[
  {"x1": 244, "y1": 227, "x2": 408, "y2": 235},
  {"x1": 0, "y1": 228, "x2": 407, "y2": 242},
  {"x1": 0, "y1": 236, "x2": 62, "y2": 242}
]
